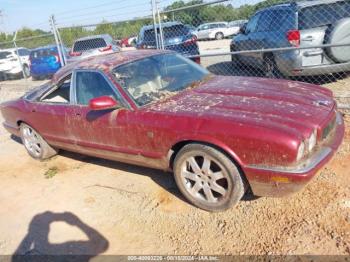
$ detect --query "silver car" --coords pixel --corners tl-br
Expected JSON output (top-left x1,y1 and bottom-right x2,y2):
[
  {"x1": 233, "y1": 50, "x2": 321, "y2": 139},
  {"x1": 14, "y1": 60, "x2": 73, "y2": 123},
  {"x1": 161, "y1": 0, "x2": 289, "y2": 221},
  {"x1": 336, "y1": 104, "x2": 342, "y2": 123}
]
[
  {"x1": 67, "y1": 34, "x2": 119, "y2": 63},
  {"x1": 194, "y1": 22, "x2": 239, "y2": 40},
  {"x1": 231, "y1": 0, "x2": 350, "y2": 77}
]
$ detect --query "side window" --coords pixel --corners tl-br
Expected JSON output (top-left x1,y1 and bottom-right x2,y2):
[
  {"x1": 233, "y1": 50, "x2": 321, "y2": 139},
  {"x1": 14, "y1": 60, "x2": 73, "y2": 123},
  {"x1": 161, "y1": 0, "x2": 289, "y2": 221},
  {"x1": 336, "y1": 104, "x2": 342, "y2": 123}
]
[
  {"x1": 75, "y1": 71, "x2": 120, "y2": 105},
  {"x1": 257, "y1": 11, "x2": 273, "y2": 32},
  {"x1": 246, "y1": 13, "x2": 261, "y2": 33},
  {"x1": 18, "y1": 49, "x2": 29, "y2": 56},
  {"x1": 40, "y1": 74, "x2": 72, "y2": 104}
]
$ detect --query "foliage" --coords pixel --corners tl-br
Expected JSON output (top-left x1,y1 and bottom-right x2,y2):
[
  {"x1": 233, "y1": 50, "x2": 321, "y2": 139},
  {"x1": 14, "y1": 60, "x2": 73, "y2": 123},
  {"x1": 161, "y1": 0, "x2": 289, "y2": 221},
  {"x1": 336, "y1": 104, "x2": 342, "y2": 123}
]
[{"x1": 0, "y1": 0, "x2": 288, "y2": 49}]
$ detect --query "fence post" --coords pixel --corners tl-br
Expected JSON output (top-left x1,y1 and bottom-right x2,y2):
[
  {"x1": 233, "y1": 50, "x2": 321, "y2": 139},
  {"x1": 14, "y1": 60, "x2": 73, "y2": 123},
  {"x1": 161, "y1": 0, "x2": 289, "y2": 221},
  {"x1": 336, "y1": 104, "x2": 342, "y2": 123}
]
[
  {"x1": 12, "y1": 31, "x2": 27, "y2": 79},
  {"x1": 155, "y1": 0, "x2": 164, "y2": 50},
  {"x1": 151, "y1": 0, "x2": 159, "y2": 49},
  {"x1": 50, "y1": 15, "x2": 65, "y2": 67}
]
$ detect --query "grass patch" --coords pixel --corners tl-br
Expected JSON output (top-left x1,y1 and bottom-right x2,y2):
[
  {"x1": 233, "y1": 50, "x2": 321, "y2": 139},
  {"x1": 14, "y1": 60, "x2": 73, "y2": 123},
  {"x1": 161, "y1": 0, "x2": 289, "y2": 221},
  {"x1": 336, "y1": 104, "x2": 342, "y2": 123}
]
[{"x1": 44, "y1": 166, "x2": 58, "y2": 179}]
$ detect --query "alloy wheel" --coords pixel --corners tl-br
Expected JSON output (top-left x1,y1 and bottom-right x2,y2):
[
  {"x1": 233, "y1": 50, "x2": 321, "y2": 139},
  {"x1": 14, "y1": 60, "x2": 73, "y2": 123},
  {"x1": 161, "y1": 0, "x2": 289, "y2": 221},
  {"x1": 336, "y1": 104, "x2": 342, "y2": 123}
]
[
  {"x1": 180, "y1": 154, "x2": 231, "y2": 204},
  {"x1": 22, "y1": 125, "x2": 42, "y2": 157}
]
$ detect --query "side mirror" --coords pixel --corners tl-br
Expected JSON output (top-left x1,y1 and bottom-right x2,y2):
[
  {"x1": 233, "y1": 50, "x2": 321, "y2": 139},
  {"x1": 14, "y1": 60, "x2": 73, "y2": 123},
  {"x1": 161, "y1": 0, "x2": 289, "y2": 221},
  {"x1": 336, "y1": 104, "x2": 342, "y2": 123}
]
[
  {"x1": 89, "y1": 96, "x2": 119, "y2": 111},
  {"x1": 240, "y1": 23, "x2": 247, "y2": 34}
]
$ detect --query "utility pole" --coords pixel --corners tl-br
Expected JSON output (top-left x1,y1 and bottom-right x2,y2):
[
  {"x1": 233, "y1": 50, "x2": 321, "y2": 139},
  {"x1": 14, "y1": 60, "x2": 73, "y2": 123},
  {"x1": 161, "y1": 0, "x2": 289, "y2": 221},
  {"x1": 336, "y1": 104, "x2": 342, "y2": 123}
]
[
  {"x1": 50, "y1": 15, "x2": 65, "y2": 67},
  {"x1": 151, "y1": 0, "x2": 159, "y2": 49},
  {"x1": 13, "y1": 31, "x2": 26, "y2": 79},
  {"x1": 155, "y1": 0, "x2": 164, "y2": 50}
]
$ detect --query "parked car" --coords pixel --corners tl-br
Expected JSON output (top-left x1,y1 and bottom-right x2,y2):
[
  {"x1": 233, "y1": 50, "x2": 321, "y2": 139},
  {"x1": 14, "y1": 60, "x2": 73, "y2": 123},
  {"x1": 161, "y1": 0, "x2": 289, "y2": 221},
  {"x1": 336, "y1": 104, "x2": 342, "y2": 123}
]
[
  {"x1": 137, "y1": 22, "x2": 200, "y2": 63},
  {"x1": 193, "y1": 22, "x2": 239, "y2": 40},
  {"x1": 230, "y1": 0, "x2": 350, "y2": 77},
  {"x1": 67, "y1": 34, "x2": 119, "y2": 63},
  {"x1": 228, "y1": 19, "x2": 248, "y2": 28},
  {"x1": 0, "y1": 50, "x2": 344, "y2": 211},
  {"x1": 119, "y1": 36, "x2": 137, "y2": 48},
  {"x1": 30, "y1": 45, "x2": 66, "y2": 80},
  {"x1": 0, "y1": 48, "x2": 30, "y2": 80}
]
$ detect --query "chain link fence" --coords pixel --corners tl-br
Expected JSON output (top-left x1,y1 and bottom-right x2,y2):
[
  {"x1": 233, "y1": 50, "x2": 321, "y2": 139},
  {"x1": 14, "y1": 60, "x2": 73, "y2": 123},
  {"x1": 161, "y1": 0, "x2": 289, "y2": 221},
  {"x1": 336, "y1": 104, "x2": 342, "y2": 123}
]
[
  {"x1": 0, "y1": 33, "x2": 57, "y2": 83},
  {"x1": 0, "y1": 0, "x2": 350, "y2": 108}
]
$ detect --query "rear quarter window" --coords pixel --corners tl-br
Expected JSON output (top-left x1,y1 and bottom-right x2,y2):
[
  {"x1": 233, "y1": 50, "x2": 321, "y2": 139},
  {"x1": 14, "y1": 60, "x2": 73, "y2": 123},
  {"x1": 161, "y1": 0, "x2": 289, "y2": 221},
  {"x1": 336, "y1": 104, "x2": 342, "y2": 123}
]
[
  {"x1": 73, "y1": 38, "x2": 107, "y2": 52},
  {"x1": 299, "y1": 1, "x2": 350, "y2": 30}
]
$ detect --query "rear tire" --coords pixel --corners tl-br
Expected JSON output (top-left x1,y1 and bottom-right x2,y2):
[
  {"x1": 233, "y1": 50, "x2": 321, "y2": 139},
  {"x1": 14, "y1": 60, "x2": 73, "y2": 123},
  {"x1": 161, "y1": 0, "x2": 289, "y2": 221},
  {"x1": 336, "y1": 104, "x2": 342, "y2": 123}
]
[
  {"x1": 263, "y1": 54, "x2": 283, "y2": 78},
  {"x1": 173, "y1": 143, "x2": 246, "y2": 212},
  {"x1": 215, "y1": 32, "x2": 224, "y2": 40},
  {"x1": 23, "y1": 65, "x2": 30, "y2": 78},
  {"x1": 20, "y1": 123, "x2": 58, "y2": 160}
]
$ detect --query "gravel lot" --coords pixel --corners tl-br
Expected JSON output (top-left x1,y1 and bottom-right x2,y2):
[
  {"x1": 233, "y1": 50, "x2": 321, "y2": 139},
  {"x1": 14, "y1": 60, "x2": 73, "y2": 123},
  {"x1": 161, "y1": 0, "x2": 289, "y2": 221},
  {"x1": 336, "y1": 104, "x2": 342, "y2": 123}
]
[{"x1": 0, "y1": 47, "x2": 349, "y2": 256}]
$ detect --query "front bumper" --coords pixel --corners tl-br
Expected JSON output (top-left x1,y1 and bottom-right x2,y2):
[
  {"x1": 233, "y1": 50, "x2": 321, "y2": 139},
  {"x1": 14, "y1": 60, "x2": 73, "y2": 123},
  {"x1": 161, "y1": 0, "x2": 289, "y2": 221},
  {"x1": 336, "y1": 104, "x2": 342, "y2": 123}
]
[{"x1": 244, "y1": 112, "x2": 345, "y2": 197}]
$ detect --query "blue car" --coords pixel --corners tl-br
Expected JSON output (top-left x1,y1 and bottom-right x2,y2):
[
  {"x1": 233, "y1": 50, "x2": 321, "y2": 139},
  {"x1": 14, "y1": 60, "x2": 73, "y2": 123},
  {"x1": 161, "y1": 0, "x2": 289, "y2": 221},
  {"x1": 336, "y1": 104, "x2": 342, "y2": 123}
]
[
  {"x1": 137, "y1": 22, "x2": 200, "y2": 64},
  {"x1": 30, "y1": 45, "x2": 65, "y2": 80}
]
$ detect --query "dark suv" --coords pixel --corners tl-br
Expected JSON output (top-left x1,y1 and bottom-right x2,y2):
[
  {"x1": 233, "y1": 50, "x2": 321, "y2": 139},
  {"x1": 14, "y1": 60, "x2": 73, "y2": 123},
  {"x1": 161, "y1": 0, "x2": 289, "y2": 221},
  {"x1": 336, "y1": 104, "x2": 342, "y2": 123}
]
[
  {"x1": 230, "y1": 0, "x2": 350, "y2": 77},
  {"x1": 137, "y1": 22, "x2": 200, "y2": 63}
]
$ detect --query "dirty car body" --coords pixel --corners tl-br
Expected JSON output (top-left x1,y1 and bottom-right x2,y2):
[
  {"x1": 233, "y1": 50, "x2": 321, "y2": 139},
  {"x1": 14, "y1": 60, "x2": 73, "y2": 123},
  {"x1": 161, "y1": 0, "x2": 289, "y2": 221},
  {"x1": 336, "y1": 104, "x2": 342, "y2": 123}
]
[{"x1": 0, "y1": 50, "x2": 344, "y2": 210}]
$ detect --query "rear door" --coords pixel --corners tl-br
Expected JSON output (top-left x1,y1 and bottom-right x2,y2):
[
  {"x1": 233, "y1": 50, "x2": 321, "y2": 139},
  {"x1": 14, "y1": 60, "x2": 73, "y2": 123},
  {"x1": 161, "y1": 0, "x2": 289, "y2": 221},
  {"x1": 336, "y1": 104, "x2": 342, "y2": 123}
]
[{"x1": 26, "y1": 74, "x2": 75, "y2": 146}]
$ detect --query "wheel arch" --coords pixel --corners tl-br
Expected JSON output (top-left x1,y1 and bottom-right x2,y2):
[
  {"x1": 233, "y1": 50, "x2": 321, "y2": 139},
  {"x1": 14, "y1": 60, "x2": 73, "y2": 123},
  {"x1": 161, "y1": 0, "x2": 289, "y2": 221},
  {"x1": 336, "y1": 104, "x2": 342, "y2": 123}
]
[{"x1": 168, "y1": 137, "x2": 244, "y2": 171}]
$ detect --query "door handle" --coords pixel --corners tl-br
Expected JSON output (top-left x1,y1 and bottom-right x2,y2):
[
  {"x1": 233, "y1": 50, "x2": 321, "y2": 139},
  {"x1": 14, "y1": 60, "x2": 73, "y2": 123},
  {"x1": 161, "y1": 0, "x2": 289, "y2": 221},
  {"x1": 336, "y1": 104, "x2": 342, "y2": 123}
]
[
  {"x1": 31, "y1": 108, "x2": 36, "y2": 113},
  {"x1": 75, "y1": 112, "x2": 81, "y2": 116},
  {"x1": 302, "y1": 36, "x2": 314, "y2": 41}
]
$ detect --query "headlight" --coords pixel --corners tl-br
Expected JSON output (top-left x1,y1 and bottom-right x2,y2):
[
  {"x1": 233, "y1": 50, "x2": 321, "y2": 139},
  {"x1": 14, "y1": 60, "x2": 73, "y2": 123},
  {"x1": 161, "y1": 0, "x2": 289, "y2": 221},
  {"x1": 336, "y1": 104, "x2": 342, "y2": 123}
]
[
  {"x1": 307, "y1": 129, "x2": 317, "y2": 152},
  {"x1": 296, "y1": 141, "x2": 305, "y2": 161}
]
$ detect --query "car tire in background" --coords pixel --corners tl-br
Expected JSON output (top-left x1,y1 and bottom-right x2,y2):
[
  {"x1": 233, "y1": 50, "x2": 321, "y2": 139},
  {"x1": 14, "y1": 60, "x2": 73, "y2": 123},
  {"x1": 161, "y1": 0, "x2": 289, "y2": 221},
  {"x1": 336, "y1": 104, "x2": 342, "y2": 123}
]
[
  {"x1": 215, "y1": 32, "x2": 224, "y2": 40},
  {"x1": 20, "y1": 123, "x2": 58, "y2": 160},
  {"x1": 173, "y1": 143, "x2": 247, "y2": 212},
  {"x1": 263, "y1": 54, "x2": 284, "y2": 78},
  {"x1": 23, "y1": 64, "x2": 30, "y2": 78}
]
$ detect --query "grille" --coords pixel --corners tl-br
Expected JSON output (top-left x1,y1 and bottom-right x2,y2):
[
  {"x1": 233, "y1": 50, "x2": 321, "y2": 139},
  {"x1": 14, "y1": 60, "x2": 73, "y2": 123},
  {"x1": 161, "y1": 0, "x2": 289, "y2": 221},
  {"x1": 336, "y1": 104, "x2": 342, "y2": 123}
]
[{"x1": 322, "y1": 117, "x2": 336, "y2": 140}]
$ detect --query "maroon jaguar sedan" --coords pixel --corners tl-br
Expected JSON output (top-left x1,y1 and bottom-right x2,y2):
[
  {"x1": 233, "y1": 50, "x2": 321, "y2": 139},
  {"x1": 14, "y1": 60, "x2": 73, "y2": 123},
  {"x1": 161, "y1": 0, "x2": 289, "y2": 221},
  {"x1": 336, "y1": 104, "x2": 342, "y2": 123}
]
[{"x1": 0, "y1": 50, "x2": 344, "y2": 211}]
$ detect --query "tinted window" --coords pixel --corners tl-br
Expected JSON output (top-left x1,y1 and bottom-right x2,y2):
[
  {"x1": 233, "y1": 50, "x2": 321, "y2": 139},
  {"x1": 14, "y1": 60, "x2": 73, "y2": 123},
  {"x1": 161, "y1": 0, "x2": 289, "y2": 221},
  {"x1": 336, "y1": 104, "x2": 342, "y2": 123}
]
[
  {"x1": 31, "y1": 49, "x2": 57, "y2": 58},
  {"x1": 112, "y1": 53, "x2": 209, "y2": 106},
  {"x1": 0, "y1": 51, "x2": 11, "y2": 59},
  {"x1": 246, "y1": 13, "x2": 261, "y2": 33},
  {"x1": 143, "y1": 25, "x2": 189, "y2": 42},
  {"x1": 299, "y1": 1, "x2": 350, "y2": 30},
  {"x1": 257, "y1": 10, "x2": 291, "y2": 32},
  {"x1": 75, "y1": 71, "x2": 119, "y2": 105},
  {"x1": 18, "y1": 49, "x2": 30, "y2": 56},
  {"x1": 73, "y1": 38, "x2": 107, "y2": 52}
]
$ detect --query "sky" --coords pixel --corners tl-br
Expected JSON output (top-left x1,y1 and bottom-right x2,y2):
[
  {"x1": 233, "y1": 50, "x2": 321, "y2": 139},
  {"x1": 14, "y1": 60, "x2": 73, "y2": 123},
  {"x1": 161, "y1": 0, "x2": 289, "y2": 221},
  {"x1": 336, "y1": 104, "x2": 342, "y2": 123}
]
[{"x1": 0, "y1": 0, "x2": 260, "y2": 33}]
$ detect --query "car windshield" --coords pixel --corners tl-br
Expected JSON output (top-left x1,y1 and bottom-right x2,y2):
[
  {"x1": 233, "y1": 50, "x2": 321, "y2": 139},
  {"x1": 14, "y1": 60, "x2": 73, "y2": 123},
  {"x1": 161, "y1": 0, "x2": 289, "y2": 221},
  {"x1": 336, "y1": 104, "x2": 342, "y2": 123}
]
[
  {"x1": 112, "y1": 53, "x2": 210, "y2": 106},
  {"x1": 0, "y1": 51, "x2": 12, "y2": 59},
  {"x1": 73, "y1": 38, "x2": 107, "y2": 52},
  {"x1": 299, "y1": 1, "x2": 350, "y2": 30}
]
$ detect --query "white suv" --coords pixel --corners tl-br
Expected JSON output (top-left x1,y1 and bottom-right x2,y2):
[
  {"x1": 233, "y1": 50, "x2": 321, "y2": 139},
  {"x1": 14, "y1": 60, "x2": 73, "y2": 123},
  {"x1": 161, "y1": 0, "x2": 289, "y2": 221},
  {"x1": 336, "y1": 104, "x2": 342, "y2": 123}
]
[
  {"x1": 193, "y1": 22, "x2": 239, "y2": 40},
  {"x1": 0, "y1": 48, "x2": 31, "y2": 80}
]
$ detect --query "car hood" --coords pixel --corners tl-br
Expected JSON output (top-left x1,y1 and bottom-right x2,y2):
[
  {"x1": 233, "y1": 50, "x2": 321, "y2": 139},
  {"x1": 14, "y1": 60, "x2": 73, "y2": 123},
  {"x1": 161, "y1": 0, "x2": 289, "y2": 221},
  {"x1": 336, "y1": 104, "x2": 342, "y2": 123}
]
[{"x1": 147, "y1": 76, "x2": 335, "y2": 139}]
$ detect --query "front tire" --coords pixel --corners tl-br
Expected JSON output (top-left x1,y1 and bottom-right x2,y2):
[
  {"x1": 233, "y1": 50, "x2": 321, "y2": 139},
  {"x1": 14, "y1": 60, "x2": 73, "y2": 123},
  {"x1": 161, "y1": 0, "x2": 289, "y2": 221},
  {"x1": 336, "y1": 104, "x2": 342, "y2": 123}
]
[
  {"x1": 20, "y1": 123, "x2": 58, "y2": 160},
  {"x1": 173, "y1": 143, "x2": 246, "y2": 212},
  {"x1": 215, "y1": 32, "x2": 224, "y2": 40}
]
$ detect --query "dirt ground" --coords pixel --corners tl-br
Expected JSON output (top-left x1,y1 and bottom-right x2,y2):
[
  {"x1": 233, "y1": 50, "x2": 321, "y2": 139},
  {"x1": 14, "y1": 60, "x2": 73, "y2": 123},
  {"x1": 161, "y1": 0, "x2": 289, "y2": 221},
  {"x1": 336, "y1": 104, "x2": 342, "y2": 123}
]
[{"x1": 0, "y1": 62, "x2": 350, "y2": 257}]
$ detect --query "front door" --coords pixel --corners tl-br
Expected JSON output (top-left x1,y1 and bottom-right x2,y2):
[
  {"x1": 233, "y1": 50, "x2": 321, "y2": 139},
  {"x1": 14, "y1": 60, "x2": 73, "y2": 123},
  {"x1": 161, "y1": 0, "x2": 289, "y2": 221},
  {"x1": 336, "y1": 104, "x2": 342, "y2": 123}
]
[{"x1": 68, "y1": 69, "x2": 131, "y2": 153}]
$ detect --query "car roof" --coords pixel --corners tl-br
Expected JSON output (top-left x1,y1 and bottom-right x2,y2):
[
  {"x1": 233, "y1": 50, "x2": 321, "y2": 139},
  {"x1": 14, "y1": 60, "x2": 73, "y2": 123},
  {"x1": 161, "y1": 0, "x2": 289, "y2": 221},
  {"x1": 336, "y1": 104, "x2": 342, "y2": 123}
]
[
  {"x1": 260, "y1": 0, "x2": 345, "y2": 11},
  {"x1": 0, "y1": 47, "x2": 27, "y2": 52},
  {"x1": 140, "y1": 21, "x2": 183, "y2": 31},
  {"x1": 53, "y1": 49, "x2": 171, "y2": 82},
  {"x1": 31, "y1": 45, "x2": 58, "y2": 52},
  {"x1": 74, "y1": 34, "x2": 112, "y2": 42},
  {"x1": 201, "y1": 22, "x2": 228, "y2": 25}
]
